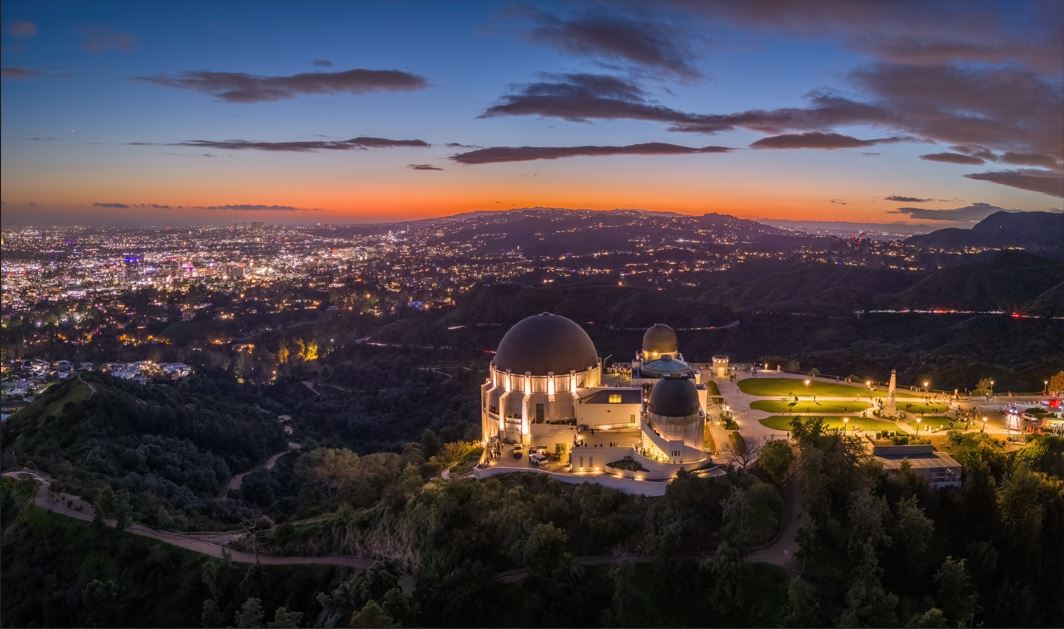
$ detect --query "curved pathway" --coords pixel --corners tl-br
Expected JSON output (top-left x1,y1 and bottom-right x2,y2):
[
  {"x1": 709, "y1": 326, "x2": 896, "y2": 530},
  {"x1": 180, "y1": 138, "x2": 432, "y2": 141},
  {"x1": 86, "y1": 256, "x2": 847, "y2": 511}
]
[
  {"x1": 227, "y1": 442, "x2": 302, "y2": 492},
  {"x1": 3, "y1": 468, "x2": 375, "y2": 570}
]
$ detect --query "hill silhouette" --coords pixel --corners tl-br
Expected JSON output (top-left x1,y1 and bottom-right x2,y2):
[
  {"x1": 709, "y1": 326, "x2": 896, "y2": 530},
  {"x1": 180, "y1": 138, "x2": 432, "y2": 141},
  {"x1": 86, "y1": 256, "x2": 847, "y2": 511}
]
[{"x1": 906, "y1": 210, "x2": 1064, "y2": 250}]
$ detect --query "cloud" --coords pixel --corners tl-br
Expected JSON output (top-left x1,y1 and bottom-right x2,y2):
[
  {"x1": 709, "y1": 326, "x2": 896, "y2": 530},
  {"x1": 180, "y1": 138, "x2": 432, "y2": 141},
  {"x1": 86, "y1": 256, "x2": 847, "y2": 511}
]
[
  {"x1": 527, "y1": 9, "x2": 702, "y2": 78},
  {"x1": 890, "y1": 202, "x2": 1008, "y2": 222},
  {"x1": 965, "y1": 170, "x2": 1064, "y2": 197},
  {"x1": 139, "y1": 68, "x2": 427, "y2": 103},
  {"x1": 8, "y1": 21, "x2": 38, "y2": 37},
  {"x1": 681, "y1": 0, "x2": 1063, "y2": 74},
  {"x1": 451, "y1": 142, "x2": 731, "y2": 164},
  {"x1": 920, "y1": 152, "x2": 986, "y2": 165},
  {"x1": 408, "y1": 164, "x2": 444, "y2": 170},
  {"x1": 481, "y1": 73, "x2": 695, "y2": 124},
  {"x1": 885, "y1": 195, "x2": 932, "y2": 202},
  {"x1": 481, "y1": 74, "x2": 895, "y2": 135},
  {"x1": 198, "y1": 204, "x2": 302, "y2": 211},
  {"x1": 751, "y1": 132, "x2": 906, "y2": 149},
  {"x1": 311, "y1": 59, "x2": 333, "y2": 67},
  {"x1": 949, "y1": 144, "x2": 995, "y2": 161},
  {"x1": 80, "y1": 26, "x2": 137, "y2": 51},
  {"x1": 851, "y1": 63, "x2": 1063, "y2": 165},
  {"x1": 2, "y1": 66, "x2": 41, "y2": 78},
  {"x1": 91, "y1": 202, "x2": 304, "y2": 212},
  {"x1": 829, "y1": 199, "x2": 847, "y2": 205},
  {"x1": 133, "y1": 136, "x2": 429, "y2": 152},
  {"x1": 999, "y1": 152, "x2": 1062, "y2": 169}
]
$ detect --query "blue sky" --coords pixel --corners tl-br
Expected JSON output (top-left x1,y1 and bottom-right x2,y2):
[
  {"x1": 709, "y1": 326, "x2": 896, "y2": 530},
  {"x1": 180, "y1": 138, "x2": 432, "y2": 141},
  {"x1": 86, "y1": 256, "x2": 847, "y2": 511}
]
[{"x1": 2, "y1": 0, "x2": 1062, "y2": 225}]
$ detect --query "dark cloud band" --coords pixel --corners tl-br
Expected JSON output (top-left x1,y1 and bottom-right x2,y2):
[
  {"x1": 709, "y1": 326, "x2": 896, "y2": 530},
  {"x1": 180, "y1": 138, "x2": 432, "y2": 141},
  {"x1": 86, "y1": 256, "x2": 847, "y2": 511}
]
[
  {"x1": 138, "y1": 68, "x2": 427, "y2": 103},
  {"x1": 451, "y1": 142, "x2": 730, "y2": 164}
]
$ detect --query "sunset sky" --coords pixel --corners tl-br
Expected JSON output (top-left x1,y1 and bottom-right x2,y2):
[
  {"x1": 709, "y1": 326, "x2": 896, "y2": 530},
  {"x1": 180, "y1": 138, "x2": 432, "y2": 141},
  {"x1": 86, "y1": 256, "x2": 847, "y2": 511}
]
[{"x1": 2, "y1": 0, "x2": 1062, "y2": 226}]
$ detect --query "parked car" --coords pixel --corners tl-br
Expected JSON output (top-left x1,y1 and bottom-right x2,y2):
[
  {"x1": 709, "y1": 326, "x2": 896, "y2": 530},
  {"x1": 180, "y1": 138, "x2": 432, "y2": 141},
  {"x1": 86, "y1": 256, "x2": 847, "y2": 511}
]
[
  {"x1": 531, "y1": 445, "x2": 549, "y2": 457},
  {"x1": 529, "y1": 453, "x2": 547, "y2": 466},
  {"x1": 512, "y1": 444, "x2": 524, "y2": 459}
]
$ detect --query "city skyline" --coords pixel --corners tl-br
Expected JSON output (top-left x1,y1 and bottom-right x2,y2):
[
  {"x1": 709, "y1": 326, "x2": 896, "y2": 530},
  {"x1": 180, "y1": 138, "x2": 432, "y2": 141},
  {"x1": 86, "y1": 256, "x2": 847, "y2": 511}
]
[{"x1": 2, "y1": 0, "x2": 1063, "y2": 226}]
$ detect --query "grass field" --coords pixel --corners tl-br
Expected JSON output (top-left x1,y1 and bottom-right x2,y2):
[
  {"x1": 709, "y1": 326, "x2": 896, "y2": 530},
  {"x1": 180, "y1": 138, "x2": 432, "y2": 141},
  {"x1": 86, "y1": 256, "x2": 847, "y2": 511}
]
[
  {"x1": 896, "y1": 401, "x2": 949, "y2": 414},
  {"x1": 759, "y1": 415, "x2": 903, "y2": 432},
  {"x1": 750, "y1": 399, "x2": 872, "y2": 414},
  {"x1": 737, "y1": 377, "x2": 922, "y2": 398}
]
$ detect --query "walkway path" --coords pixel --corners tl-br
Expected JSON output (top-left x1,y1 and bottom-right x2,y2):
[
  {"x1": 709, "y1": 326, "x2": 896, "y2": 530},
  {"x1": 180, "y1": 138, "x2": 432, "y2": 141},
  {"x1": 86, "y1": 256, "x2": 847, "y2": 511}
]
[
  {"x1": 3, "y1": 468, "x2": 375, "y2": 570},
  {"x1": 226, "y1": 442, "x2": 303, "y2": 492},
  {"x1": 746, "y1": 475, "x2": 801, "y2": 571}
]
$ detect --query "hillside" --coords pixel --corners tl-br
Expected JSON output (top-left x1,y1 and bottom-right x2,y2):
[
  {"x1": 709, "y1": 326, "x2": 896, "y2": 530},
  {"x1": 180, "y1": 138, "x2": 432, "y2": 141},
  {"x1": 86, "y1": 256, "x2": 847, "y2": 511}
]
[
  {"x1": 410, "y1": 207, "x2": 793, "y2": 256},
  {"x1": 443, "y1": 282, "x2": 736, "y2": 328},
  {"x1": 1, "y1": 373, "x2": 287, "y2": 528},
  {"x1": 698, "y1": 263, "x2": 922, "y2": 314},
  {"x1": 906, "y1": 210, "x2": 1064, "y2": 250},
  {"x1": 878, "y1": 250, "x2": 1064, "y2": 314}
]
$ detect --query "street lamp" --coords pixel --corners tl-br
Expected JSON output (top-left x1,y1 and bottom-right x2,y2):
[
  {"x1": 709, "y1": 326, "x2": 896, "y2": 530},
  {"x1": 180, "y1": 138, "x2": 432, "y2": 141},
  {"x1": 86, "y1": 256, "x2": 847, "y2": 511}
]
[
  {"x1": 923, "y1": 380, "x2": 930, "y2": 394},
  {"x1": 1045, "y1": 380, "x2": 1050, "y2": 395},
  {"x1": 804, "y1": 378, "x2": 811, "y2": 387},
  {"x1": 981, "y1": 416, "x2": 988, "y2": 432},
  {"x1": 915, "y1": 417, "x2": 921, "y2": 438},
  {"x1": 990, "y1": 379, "x2": 995, "y2": 396},
  {"x1": 843, "y1": 417, "x2": 850, "y2": 435}
]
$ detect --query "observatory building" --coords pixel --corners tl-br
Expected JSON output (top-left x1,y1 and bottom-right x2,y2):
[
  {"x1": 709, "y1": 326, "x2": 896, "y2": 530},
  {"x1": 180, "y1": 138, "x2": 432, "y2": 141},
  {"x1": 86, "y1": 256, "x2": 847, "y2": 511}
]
[{"x1": 479, "y1": 313, "x2": 721, "y2": 489}]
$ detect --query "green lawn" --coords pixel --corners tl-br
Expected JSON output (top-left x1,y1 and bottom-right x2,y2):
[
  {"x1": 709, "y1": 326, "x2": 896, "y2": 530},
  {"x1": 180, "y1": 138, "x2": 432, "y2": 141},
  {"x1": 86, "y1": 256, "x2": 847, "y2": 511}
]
[
  {"x1": 895, "y1": 401, "x2": 949, "y2": 414},
  {"x1": 750, "y1": 399, "x2": 872, "y2": 414},
  {"x1": 737, "y1": 377, "x2": 921, "y2": 399},
  {"x1": 759, "y1": 415, "x2": 903, "y2": 432}
]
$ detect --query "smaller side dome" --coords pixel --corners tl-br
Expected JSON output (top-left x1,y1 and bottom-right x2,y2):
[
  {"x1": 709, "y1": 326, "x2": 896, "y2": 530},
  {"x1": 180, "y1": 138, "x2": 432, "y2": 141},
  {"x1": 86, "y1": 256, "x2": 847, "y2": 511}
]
[
  {"x1": 642, "y1": 323, "x2": 678, "y2": 356},
  {"x1": 648, "y1": 376, "x2": 701, "y2": 417}
]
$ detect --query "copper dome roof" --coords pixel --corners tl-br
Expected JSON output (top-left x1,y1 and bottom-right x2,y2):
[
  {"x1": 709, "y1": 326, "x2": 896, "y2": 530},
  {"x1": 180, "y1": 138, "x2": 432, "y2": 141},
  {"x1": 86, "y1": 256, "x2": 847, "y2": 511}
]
[
  {"x1": 493, "y1": 313, "x2": 598, "y2": 375},
  {"x1": 642, "y1": 323, "x2": 679, "y2": 355}
]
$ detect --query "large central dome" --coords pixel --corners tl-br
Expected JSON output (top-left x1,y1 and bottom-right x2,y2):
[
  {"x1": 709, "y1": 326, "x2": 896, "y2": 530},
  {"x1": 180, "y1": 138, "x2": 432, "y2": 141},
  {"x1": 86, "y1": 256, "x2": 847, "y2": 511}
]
[{"x1": 493, "y1": 312, "x2": 598, "y2": 375}]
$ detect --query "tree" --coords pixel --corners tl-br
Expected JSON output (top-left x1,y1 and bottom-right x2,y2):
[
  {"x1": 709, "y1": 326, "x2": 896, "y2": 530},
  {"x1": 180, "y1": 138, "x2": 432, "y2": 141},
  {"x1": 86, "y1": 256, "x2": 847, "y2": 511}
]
[
  {"x1": 708, "y1": 540, "x2": 746, "y2": 617},
  {"x1": 201, "y1": 599, "x2": 225, "y2": 628},
  {"x1": 758, "y1": 439, "x2": 794, "y2": 484},
  {"x1": 350, "y1": 600, "x2": 396, "y2": 628},
  {"x1": 935, "y1": 557, "x2": 978, "y2": 628},
  {"x1": 420, "y1": 428, "x2": 441, "y2": 459},
  {"x1": 94, "y1": 486, "x2": 115, "y2": 521},
  {"x1": 892, "y1": 495, "x2": 934, "y2": 577},
  {"x1": 721, "y1": 432, "x2": 762, "y2": 469},
  {"x1": 973, "y1": 377, "x2": 994, "y2": 395},
  {"x1": 910, "y1": 607, "x2": 948, "y2": 627},
  {"x1": 522, "y1": 522, "x2": 574, "y2": 581},
  {"x1": 81, "y1": 578, "x2": 121, "y2": 627},
  {"x1": 266, "y1": 607, "x2": 304, "y2": 628},
  {"x1": 785, "y1": 576, "x2": 822, "y2": 627},
  {"x1": 112, "y1": 490, "x2": 132, "y2": 530},
  {"x1": 236, "y1": 597, "x2": 264, "y2": 628},
  {"x1": 1048, "y1": 370, "x2": 1064, "y2": 396}
]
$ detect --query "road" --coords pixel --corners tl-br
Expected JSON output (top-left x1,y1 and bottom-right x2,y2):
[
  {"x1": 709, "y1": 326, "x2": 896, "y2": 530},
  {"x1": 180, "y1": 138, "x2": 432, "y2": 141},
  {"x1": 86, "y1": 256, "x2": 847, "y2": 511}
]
[{"x1": 2, "y1": 468, "x2": 375, "y2": 570}]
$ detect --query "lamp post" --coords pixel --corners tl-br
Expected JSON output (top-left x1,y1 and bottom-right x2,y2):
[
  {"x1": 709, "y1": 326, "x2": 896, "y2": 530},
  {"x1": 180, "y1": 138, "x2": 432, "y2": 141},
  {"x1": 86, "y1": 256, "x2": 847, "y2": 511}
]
[
  {"x1": 915, "y1": 417, "x2": 921, "y2": 439},
  {"x1": 981, "y1": 416, "x2": 988, "y2": 433},
  {"x1": 990, "y1": 379, "x2": 995, "y2": 396},
  {"x1": 1045, "y1": 380, "x2": 1050, "y2": 396},
  {"x1": 843, "y1": 416, "x2": 850, "y2": 435}
]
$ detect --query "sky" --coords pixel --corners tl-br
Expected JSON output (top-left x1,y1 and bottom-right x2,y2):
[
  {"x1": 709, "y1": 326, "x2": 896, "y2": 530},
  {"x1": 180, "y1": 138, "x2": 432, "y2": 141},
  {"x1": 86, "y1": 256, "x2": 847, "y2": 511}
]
[{"x1": 1, "y1": 0, "x2": 1062, "y2": 226}]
